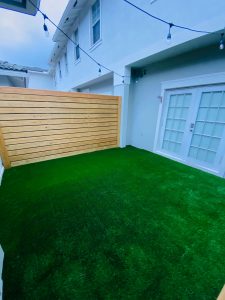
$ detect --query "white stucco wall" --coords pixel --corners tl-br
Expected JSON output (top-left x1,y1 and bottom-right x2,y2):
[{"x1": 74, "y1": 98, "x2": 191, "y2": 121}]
[
  {"x1": 53, "y1": 0, "x2": 225, "y2": 92},
  {"x1": 0, "y1": 76, "x2": 13, "y2": 87},
  {"x1": 80, "y1": 78, "x2": 113, "y2": 95},
  {"x1": 28, "y1": 72, "x2": 54, "y2": 90},
  {"x1": 127, "y1": 45, "x2": 225, "y2": 151}
]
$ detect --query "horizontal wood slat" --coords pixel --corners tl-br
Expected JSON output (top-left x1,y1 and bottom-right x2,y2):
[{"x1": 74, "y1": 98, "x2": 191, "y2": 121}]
[
  {"x1": 5, "y1": 130, "x2": 117, "y2": 146},
  {"x1": 0, "y1": 113, "x2": 117, "y2": 120},
  {"x1": 11, "y1": 145, "x2": 117, "y2": 167},
  {"x1": 4, "y1": 126, "x2": 118, "y2": 139},
  {"x1": 0, "y1": 87, "x2": 121, "y2": 167},
  {"x1": 9, "y1": 138, "x2": 117, "y2": 156},
  {"x1": 6, "y1": 134, "x2": 117, "y2": 151},
  {"x1": 0, "y1": 100, "x2": 118, "y2": 109},
  {"x1": 10, "y1": 141, "x2": 117, "y2": 162},
  {"x1": 0, "y1": 117, "x2": 117, "y2": 127},
  {"x1": 2, "y1": 121, "x2": 117, "y2": 133}
]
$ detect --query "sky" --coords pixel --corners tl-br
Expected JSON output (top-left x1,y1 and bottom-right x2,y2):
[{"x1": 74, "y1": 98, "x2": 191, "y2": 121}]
[{"x1": 0, "y1": 0, "x2": 69, "y2": 69}]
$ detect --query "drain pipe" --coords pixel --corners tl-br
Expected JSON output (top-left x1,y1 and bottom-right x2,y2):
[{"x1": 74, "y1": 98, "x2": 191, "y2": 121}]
[{"x1": 0, "y1": 245, "x2": 3, "y2": 300}]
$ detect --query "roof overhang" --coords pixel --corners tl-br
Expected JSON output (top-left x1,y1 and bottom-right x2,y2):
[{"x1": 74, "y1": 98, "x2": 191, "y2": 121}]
[
  {"x1": 0, "y1": 69, "x2": 29, "y2": 77},
  {"x1": 128, "y1": 30, "x2": 224, "y2": 69},
  {"x1": 49, "y1": 0, "x2": 88, "y2": 66},
  {"x1": 0, "y1": 0, "x2": 40, "y2": 16}
]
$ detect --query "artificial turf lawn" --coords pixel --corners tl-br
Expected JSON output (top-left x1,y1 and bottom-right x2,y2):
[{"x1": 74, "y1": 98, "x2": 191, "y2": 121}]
[{"x1": 0, "y1": 147, "x2": 225, "y2": 299}]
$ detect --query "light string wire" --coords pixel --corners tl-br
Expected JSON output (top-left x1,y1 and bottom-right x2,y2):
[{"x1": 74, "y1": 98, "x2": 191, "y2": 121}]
[
  {"x1": 28, "y1": 0, "x2": 127, "y2": 81},
  {"x1": 123, "y1": 0, "x2": 213, "y2": 34},
  {"x1": 29, "y1": 0, "x2": 224, "y2": 81}
]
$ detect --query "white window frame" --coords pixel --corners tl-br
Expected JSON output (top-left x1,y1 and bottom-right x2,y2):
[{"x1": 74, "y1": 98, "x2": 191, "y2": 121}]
[
  {"x1": 90, "y1": 0, "x2": 101, "y2": 47},
  {"x1": 64, "y1": 51, "x2": 68, "y2": 74},
  {"x1": 153, "y1": 72, "x2": 225, "y2": 177},
  {"x1": 58, "y1": 60, "x2": 62, "y2": 79},
  {"x1": 74, "y1": 28, "x2": 80, "y2": 61}
]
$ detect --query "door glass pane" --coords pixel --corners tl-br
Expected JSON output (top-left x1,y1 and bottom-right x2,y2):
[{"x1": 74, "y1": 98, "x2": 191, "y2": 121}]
[
  {"x1": 162, "y1": 93, "x2": 191, "y2": 154},
  {"x1": 188, "y1": 91, "x2": 225, "y2": 165}
]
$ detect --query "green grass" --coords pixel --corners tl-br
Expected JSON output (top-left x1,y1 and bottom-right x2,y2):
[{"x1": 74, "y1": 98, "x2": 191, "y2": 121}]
[{"x1": 0, "y1": 146, "x2": 225, "y2": 299}]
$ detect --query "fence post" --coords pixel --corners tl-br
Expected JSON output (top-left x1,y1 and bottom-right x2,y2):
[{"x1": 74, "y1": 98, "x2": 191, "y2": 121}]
[
  {"x1": 0, "y1": 128, "x2": 10, "y2": 169},
  {"x1": 0, "y1": 245, "x2": 4, "y2": 300},
  {"x1": 117, "y1": 96, "x2": 122, "y2": 147}
]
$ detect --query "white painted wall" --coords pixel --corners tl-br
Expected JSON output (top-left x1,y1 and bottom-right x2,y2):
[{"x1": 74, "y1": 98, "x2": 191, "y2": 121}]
[
  {"x1": 28, "y1": 72, "x2": 54, "y2": 90},
  {"x1": 0, "y1": 76, "x2": 13, "y2": 87},
  {"x1": 52, "y1": 0, "x2": 225, "y2": 92},
  {"x1": 80, "y1": 78, "x2": 113, "y2": 95},
  {"x1": 127, "y1": 45, "x2": 225, "y2": 151}
]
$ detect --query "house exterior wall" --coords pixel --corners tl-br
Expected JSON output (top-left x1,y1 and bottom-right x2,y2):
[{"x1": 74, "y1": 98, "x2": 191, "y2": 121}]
[
  {"x1": 127, "y1": 45, "x2": 225, "y2": 152},
  {"x1": 28, "y1": 72, "x2": 54, "y2": 90},
  {"x1": 52, "y1": 0, "x2": 225, "y2": 92},
  {"x1": 79, "y1": 78, "x2": 113, "y2": 95},
  {"x1": 0, "y1": 76, "x2": 13, "y2": 87}
]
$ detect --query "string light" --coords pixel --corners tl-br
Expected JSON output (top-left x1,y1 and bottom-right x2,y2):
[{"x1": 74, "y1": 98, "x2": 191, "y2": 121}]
[
  {"x1": 28, "y1": 0, "x2": 223, "y2": 79},
  {"x1": 28, "y1": 0, "x2": 129, "y2": 80},
  {"x1": 123, "y1": 0, "x2": 224, "y2": 48},
  {"x1": 42, "y1": 13, "x2": 49, "y2": 38},
  {"x1": 98, "y1": 64, "x2": 102, "y2": 75},
  {"x1": 167, "y1": 23, "x2": 173, "y2": 43},
  {"x1": 219, "y1": 33, "x2": 224, "y2": 50}
]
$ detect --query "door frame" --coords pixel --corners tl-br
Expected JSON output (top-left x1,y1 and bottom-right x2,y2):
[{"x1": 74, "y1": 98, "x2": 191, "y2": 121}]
[{"x1": 153, "y1": 72, "x2": 225, "y2": 177}]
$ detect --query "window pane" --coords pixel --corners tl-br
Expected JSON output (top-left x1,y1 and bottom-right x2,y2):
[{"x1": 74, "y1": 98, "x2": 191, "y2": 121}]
[
  {"x1": 200, "y1": 93, "x2": 211, "y2": 107},
  {"x1": 197, "y1": 108, "x2": 208, "y2": 121},
  {"x1": 92, "y1": 0, "x2": 100, "y2": 24},
  {"x1": 195, "y1": 122, "x2": 204, "y2": 134},
  {"x1": 208, "y1": 108, "x2": 218, "y2": 122},
  {"x1": 203, "y1": 122, "x2": 214, "y2": 136},
  {"x1": 218, "y1": 108, "x2": 225, "y2": 122},
  {"x1": 76, "y1": 46, "x2": 80, "y2": 60},
  {"x1": 191, "y1": 134, "x2": 201, "y2": 147},
  {"x1": 213, "y1": 123, "x2": 225, "y2": 137},
  {"x1": 93, "y1": 20, "x2": 100, "y2": 44},
  {"x1": 211, "y1": 92, "x2": 222, "y2": 107}
]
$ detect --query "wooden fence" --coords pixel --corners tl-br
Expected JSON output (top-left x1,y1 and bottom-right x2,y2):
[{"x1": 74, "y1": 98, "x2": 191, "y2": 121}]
[{"x1": 0, "y1": 87, "x2": 121, "y2": 168}]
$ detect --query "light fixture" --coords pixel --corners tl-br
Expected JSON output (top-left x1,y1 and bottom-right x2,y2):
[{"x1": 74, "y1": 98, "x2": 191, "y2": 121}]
[
  {"x1": 219, "y1": 33, "x2": 224, "y2": 50},
  {"x1": 42, "y1": 14, "x2": 49, "y2": 38},
  {"x1": 167, "y1": 23, "x2": 173, "y2": 43},
  {"x1": 98, "y1": 64, "x2": 102, "y2": 76}
]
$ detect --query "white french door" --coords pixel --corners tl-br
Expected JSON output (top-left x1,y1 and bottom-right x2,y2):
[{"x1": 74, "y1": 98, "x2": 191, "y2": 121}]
[{"x1": 159, "y1": 85, "x2": 225, "y2": 176}]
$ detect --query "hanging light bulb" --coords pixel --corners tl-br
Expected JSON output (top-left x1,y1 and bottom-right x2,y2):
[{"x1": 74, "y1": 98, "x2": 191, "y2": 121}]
[
  {"x1": 219, "y1": 33, "x2": 224, "y2": 50},
  {"x1": 98, "y1": 64, "x2": 102, "y2": 76},
  {"x1": 43, "y1": 14, "x2": 49, "y2": 38},
  {"x1": 167, "y1": 23, "x2": 173, "y2": 43}
]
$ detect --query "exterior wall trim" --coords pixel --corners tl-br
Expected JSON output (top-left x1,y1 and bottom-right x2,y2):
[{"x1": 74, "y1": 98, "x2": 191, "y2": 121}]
[{"x1": 161, "y1": 72, "x2": 225, "y2": 91}]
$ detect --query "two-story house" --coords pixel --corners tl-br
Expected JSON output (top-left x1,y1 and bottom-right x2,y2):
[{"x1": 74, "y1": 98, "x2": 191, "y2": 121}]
[{"x1": 46, "y1": 0, "x2": 225, "y2": 177}]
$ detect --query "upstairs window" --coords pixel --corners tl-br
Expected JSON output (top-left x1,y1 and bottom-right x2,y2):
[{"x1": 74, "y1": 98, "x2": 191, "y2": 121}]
[
  {"x1": 74, "y1": 28, "x2": 80, "y2": 60},
  {"x1": 91, "y1": 0, "x2": 100, "y2": 45},
  {"x1": 64, "y1": 51, "x2": 68, "y2": 73},
  {"x1": 58, "y1": 61, "x2": 62, "y2": 78}
]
